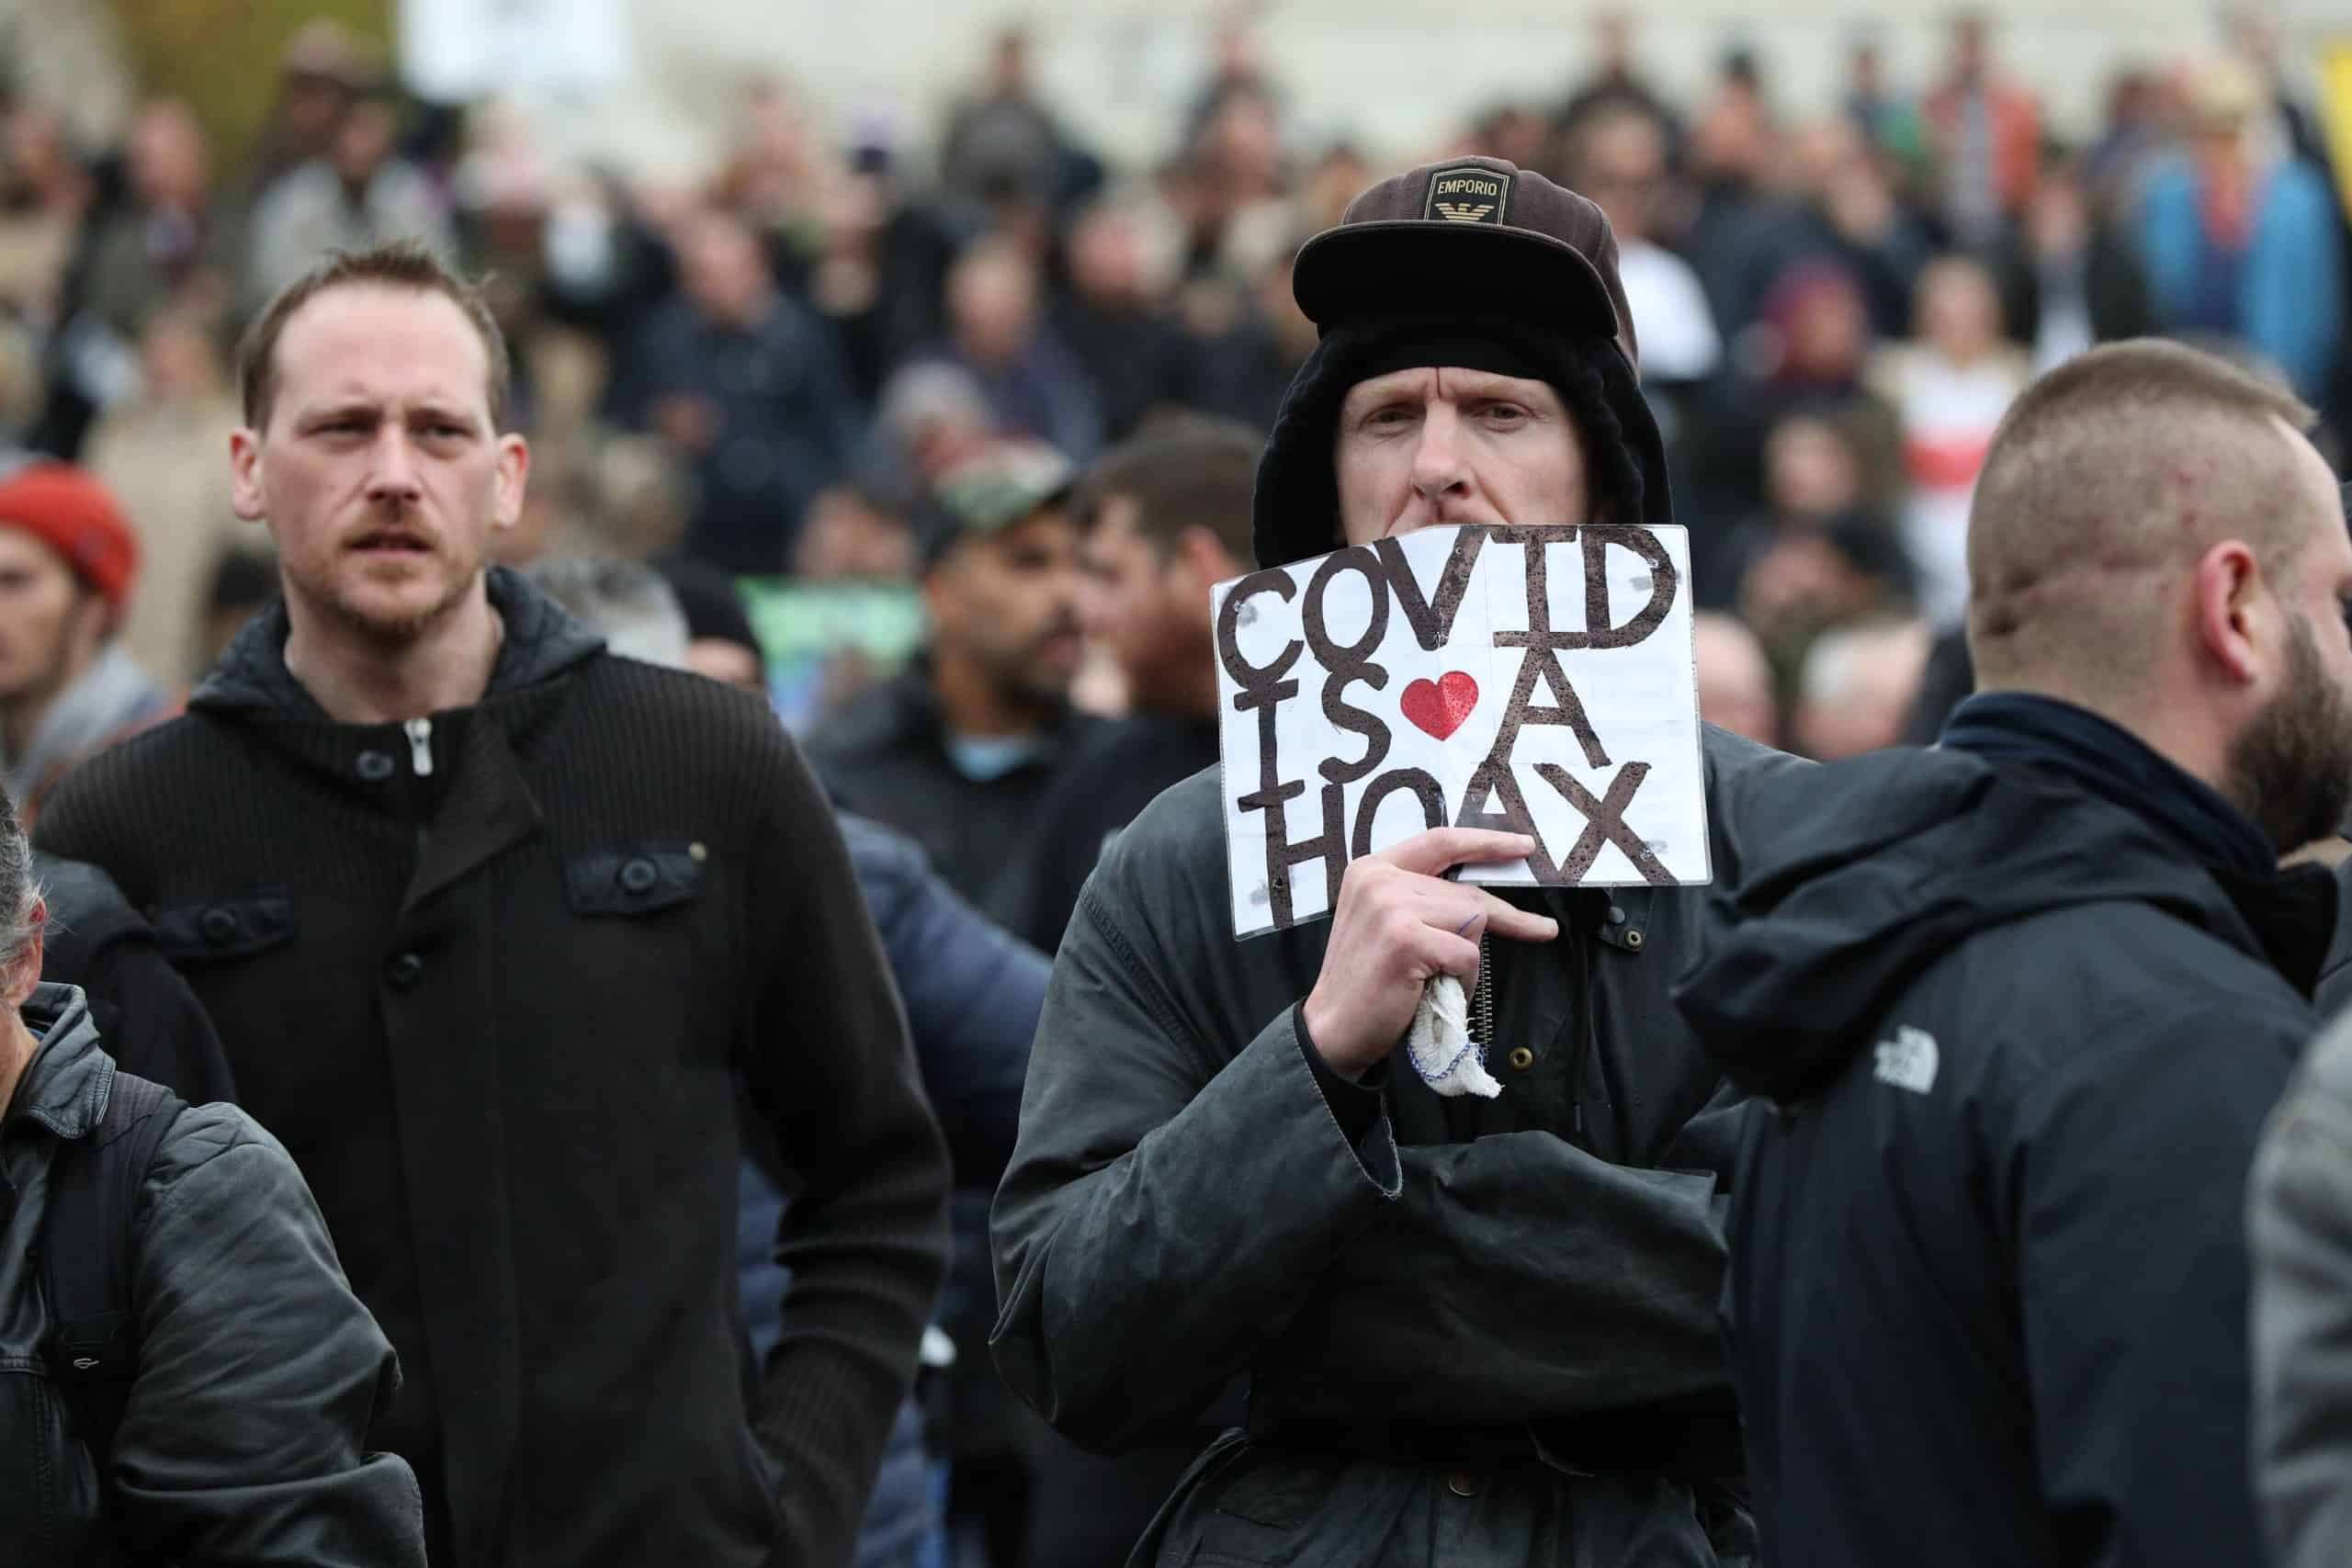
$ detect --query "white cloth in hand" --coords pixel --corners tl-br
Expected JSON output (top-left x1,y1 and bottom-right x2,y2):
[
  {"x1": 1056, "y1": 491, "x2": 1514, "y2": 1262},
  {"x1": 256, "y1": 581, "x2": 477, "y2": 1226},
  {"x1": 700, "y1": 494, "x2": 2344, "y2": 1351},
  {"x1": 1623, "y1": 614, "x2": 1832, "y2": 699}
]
[{"x1": 1405, "y1": 974, "x2": 1502, "y2": 1099}]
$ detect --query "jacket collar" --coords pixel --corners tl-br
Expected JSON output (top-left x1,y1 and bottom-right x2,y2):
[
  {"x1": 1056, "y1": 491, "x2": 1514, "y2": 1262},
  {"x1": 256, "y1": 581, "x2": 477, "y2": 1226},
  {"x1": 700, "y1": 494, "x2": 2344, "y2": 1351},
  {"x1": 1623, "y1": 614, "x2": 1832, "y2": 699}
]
[
  {"x1": 1940, "y1": 691, "x2": 2337, "y2": 991},
  {"x1": 1940, "y1": 692, "x2": 2277, "y2": 879},
  {"x1": 184, "y1": 567, "x2": 605, "y2": 800},
  {"x1": 5, "y1": 983, "x2": 107, "y2": 1141}
]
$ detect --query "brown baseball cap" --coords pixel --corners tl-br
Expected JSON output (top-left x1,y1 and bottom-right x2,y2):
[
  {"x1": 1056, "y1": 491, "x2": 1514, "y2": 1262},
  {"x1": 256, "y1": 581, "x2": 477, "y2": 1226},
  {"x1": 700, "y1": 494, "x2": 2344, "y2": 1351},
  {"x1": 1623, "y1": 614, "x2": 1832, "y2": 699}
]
[{"x1": 1290, "y1": 154, "x2": 1640, "y2": 368}]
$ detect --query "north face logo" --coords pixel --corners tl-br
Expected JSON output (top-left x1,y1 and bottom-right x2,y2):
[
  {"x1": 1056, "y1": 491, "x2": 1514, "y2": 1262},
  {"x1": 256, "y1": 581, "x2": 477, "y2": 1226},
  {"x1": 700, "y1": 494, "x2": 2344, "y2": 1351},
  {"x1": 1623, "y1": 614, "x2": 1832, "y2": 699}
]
[
  {"x1": 1423, "y1": 166, "x2": 1511, "y2": 225},
  {"x1": 1872, "y1": 1025, "x2": 1939, "y2": 1095}
]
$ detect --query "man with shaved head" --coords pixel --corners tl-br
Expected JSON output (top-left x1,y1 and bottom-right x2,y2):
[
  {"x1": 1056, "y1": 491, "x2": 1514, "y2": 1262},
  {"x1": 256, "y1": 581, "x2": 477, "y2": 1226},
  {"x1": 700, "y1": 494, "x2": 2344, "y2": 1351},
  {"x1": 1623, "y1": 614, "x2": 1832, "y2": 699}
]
[
  {"x1": 1967, "y1": 352, "x2": 2350, "y2": 827},
  {"x1": 1675, "y1": 338, "x2": 2352, "y2": 1566}
]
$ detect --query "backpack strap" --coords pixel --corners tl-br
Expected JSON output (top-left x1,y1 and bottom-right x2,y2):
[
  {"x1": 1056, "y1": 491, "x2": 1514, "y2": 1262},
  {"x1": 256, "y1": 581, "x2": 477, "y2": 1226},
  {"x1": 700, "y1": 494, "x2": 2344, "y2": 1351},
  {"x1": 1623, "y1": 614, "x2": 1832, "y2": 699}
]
[{"x1": 40, "y1": 1068, "x2": 186, "y2": 1469}]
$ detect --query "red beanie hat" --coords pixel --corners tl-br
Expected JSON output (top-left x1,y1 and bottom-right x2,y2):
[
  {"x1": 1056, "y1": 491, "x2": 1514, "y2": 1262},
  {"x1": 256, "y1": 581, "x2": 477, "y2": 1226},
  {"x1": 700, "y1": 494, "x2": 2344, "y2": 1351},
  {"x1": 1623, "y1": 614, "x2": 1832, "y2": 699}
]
[{"x1": 0, "y1": 461, "x2": 138, "y2": 612}]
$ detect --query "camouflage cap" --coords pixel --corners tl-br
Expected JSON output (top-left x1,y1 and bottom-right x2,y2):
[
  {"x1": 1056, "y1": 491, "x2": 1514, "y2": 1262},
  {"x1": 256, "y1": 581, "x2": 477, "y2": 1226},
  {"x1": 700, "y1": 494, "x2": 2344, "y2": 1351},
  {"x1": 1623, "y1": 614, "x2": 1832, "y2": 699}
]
[
  {"x1": 1289, "y1": 154, "x2": 1640, "y2": 368},
  {"x1": 919, "y1": 440, "x2": 1078, "y2": 570}
]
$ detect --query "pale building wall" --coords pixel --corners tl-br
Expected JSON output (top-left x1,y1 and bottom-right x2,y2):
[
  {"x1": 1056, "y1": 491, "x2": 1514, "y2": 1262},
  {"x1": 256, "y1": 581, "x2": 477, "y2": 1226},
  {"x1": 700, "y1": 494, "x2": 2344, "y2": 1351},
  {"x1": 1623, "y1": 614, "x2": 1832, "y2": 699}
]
[
  {"x1": 6, "y1": 0, "x2": 135, "y2": 145},
  {"x1": 508, "y1": 0, "x2": 2352, "y2": 183}
]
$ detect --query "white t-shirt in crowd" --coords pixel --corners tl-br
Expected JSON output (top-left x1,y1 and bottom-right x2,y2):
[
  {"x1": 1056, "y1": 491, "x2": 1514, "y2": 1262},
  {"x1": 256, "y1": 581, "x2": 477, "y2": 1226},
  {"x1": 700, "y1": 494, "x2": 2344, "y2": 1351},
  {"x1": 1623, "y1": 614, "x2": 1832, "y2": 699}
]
[
  {"x1": 1617, "y1": 239, "x2": 1723, "y2": 383},
  {"x1": 1877, "y1": 346, "x2": 2029, "y2": 627}
]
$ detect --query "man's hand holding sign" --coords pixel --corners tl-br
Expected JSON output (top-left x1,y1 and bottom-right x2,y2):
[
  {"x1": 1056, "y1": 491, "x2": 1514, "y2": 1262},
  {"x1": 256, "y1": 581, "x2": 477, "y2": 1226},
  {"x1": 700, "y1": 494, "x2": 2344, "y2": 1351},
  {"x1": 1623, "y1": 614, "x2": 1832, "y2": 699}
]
[{"x1": 1301, "y1": 827, "x2": 1556, "y2": 1081}]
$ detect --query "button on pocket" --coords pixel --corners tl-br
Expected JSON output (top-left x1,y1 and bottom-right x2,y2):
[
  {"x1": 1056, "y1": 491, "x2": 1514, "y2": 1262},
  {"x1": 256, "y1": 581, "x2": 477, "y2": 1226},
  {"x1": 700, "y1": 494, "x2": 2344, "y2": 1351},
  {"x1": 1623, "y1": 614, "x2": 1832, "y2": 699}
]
[
  {"x1": 385, "y1": 952, "x2": 424, "y2": 990},
  {"x1": 564, "y1": 845, "x2": 705, "y2": 918},
  {"x1": 153, "y1": 894, "x2": 295, "y2": 963}
]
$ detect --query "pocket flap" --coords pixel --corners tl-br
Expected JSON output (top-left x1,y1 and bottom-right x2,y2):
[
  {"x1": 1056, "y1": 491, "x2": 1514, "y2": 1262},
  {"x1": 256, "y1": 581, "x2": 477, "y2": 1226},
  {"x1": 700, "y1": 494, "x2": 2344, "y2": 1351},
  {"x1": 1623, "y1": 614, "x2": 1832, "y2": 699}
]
[
  {"x1": 564, "y1": 845, "x2": 706, "y2": 917},
  {"x1": 152, "y1": 895, "x2": 295, "y2": 962}
]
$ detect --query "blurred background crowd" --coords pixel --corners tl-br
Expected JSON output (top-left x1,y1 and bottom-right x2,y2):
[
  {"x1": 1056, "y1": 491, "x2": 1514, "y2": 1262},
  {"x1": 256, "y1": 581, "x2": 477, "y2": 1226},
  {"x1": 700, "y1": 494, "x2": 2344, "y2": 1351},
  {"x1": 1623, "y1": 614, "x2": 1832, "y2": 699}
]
[{"x1": 6, "y1": 3, "x2": 2350, "y2": 761}]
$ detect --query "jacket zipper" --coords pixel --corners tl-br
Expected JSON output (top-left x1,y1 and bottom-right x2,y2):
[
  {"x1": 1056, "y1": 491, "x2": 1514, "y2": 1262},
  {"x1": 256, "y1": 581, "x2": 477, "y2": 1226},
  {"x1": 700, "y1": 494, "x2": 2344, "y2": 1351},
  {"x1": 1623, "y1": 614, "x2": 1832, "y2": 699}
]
[
  {"x1": 1473, "y1": 905, "x2": 1590, "y2": 1139},
  {"x1": 405, "y1": 717, "x2": 434, "y2": 777},
  {"x1": 1476, "y1": 931, "x2": 1495, "y2": 1057},
  {"x1": 1570, "y1": 909, "x2": 1592, "y2": 1140}
]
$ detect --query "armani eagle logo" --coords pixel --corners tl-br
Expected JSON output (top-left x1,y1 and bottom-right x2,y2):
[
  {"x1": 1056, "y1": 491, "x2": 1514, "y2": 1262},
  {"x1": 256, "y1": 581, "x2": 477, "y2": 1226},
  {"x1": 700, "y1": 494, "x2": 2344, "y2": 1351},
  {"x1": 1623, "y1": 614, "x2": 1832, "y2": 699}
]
[{"x1": 1422, "y1": 165, "x2": 1513, "y2": 224}]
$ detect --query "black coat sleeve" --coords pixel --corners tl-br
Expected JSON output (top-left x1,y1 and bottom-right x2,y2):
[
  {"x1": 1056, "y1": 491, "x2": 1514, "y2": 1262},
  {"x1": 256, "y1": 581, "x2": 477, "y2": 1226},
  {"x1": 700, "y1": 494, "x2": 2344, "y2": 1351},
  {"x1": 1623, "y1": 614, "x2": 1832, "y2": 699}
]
[{"x1": 737, "y1": 739, "x2": 951, "y2": 1568}]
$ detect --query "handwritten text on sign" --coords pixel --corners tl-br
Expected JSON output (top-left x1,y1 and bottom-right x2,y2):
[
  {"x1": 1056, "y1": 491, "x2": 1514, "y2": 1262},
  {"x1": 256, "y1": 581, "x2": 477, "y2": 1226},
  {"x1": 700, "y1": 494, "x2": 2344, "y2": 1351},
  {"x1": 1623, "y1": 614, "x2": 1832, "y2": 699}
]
[{"x1": 1214, "y1": 524, "x2": 1709, "y2": 939}]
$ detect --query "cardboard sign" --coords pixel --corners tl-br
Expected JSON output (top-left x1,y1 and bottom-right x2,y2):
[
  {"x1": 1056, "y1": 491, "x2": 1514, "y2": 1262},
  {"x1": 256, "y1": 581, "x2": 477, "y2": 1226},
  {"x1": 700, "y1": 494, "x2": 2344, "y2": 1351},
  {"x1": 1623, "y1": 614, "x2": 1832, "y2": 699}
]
[{"x1": 1214, "y1": 524, "x2": 1709, "y2": 939}]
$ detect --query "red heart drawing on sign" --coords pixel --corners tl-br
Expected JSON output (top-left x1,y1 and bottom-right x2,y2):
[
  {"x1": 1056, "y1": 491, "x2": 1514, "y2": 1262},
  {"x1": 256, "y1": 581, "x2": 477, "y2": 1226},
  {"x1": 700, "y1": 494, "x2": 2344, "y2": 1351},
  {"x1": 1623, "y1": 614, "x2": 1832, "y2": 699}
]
[{"x1": 1400, "y1": 671, "x2": 1479, "y2": 739}]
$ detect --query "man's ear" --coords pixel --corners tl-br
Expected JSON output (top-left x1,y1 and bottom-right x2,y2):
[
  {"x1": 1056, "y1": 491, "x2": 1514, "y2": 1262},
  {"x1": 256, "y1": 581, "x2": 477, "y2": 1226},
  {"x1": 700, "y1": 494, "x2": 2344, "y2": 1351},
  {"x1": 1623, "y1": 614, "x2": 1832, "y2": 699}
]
[
  {"x1": 2190, "y1": 538, "x2": 2269, "y2": 689},
  {"x1": 1174, "y1": 526, "x2": 1246, "y2": 596},
  {"x1": 491, "y1": 432, "x2": 531, "y2": 534},
  {"x1": 229, "y1": 427, "x2": 267, "y2": 525}
]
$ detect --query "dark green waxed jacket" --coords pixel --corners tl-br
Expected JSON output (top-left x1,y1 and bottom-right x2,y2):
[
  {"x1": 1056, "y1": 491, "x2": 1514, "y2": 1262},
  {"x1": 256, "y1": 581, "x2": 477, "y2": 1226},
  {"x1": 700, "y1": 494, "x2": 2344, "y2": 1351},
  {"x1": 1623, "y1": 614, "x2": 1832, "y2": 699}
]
[{"x1": 990, "y1": 726, "x2": 1803, "y2": 1567}]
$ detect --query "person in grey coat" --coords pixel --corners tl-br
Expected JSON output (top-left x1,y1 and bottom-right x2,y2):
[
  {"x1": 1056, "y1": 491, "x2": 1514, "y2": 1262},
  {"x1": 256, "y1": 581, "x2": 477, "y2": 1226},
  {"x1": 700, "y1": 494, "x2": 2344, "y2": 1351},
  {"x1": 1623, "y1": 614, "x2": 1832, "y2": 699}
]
[
  {"x1": 0, "y1": 781, "x2": 424, "y2": 1563},
  {"x1": 2252, "y1": 998, "x2": 2352, "y2": 1567},
  {"x1": 989, "y1": 155, "x2": 1802, "y2": 1567}
]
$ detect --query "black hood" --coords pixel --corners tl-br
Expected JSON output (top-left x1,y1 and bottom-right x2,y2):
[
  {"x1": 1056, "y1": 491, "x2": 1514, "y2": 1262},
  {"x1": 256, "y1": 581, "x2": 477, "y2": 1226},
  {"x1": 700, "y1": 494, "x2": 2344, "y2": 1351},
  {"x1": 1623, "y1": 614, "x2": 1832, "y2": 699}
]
[
  {"x1": 1249, "y1": 310, "x2": 1672, "y2": 570},
  {"x1": 1670, "y1": 745, "x2": 2306, "y2": 1103},
  {"x1": 190, "y1": 565, "x2": 605, "y2": 720}
]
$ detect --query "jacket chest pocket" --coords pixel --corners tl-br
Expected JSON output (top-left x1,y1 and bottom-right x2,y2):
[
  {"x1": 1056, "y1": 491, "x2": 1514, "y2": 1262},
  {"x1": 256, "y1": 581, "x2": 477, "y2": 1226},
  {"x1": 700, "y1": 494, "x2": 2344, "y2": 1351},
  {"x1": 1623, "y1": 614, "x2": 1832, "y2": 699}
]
[
  {"x1": 552, "y1": 843, "x2": 730, "y2": 1066},
  {"x1": 151, "y1": 894, "x2": 296, "y2": 964}
]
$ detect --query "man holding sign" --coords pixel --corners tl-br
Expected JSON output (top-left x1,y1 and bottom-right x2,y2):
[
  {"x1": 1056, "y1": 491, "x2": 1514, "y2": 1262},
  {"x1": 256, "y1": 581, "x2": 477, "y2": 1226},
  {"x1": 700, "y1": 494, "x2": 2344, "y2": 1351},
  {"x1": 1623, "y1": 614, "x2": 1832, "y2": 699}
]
[{"x1": 991, "y1": 157, "x2": 1798, "y2": 1566}]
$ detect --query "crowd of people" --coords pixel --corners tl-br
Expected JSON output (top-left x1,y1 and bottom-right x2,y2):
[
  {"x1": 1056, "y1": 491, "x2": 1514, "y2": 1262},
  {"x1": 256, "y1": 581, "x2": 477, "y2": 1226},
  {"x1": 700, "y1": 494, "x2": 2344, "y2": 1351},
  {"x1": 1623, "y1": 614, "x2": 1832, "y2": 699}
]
[
  {"x1": 7, "y1": 9, "x2": 2352, "y2": 1568},
  {"x1": 1, "y1": 13, "x2": 2346, "y2": 755}
]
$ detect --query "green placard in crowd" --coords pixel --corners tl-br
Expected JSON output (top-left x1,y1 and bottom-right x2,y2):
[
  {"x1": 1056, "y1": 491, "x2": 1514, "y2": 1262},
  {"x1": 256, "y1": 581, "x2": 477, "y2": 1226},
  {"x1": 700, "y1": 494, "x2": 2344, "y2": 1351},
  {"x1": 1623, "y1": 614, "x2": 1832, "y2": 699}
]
[{"x1": 735, "y1": 578, "x2": 926, "y2": 733}]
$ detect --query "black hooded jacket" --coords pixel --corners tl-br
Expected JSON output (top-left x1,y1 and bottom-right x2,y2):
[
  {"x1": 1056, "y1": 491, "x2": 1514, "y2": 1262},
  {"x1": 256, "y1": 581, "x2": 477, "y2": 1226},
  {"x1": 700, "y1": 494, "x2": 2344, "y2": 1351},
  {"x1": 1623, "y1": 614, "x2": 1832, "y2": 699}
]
[
  {"x1": 1673, "y1": 731, "x2": 2330, "y2": 1567},
  {"x1": 34, "y1": 568, "x2": 949, "y2": 1568}
]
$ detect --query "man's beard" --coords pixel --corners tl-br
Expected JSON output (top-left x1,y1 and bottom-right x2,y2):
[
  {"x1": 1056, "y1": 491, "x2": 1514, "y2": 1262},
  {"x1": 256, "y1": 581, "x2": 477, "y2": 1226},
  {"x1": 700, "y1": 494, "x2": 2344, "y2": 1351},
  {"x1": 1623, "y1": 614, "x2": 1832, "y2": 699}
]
[
  {"x1": 996, "y1": 620, "x2": 1081, "y2": 714},
  {"x1": 301, "y1": 550, "x2": 482, "y2": 648},
  {"x1": 2227, "y1": 611, "x2": 2352, "y2": 854},
  {"x1": 1001, "y1": 661, "x2": 1075, "y2": 716}
]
